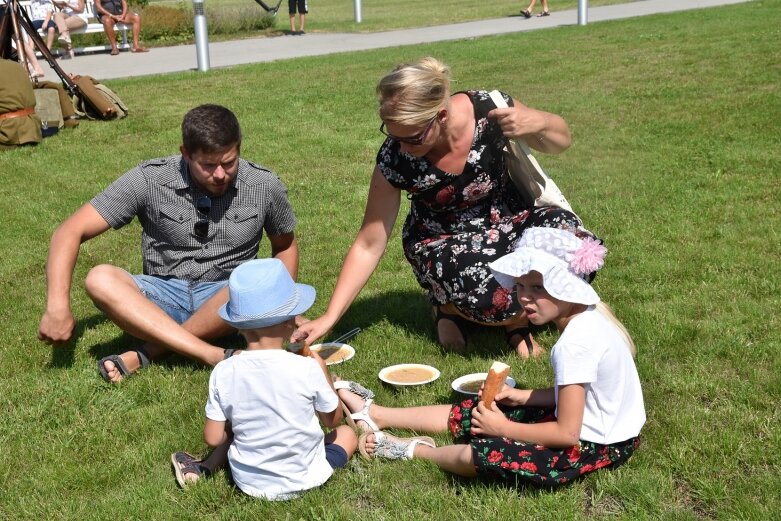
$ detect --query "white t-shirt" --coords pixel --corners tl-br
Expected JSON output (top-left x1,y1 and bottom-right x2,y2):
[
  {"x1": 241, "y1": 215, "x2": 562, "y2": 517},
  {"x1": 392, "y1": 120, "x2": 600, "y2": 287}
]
[
  {"x1": 552, "y1": 307, "x2": 646, "y2": 445},
  {"x1": 205, "y1": 349, "x2": 340, "y2": 500}
]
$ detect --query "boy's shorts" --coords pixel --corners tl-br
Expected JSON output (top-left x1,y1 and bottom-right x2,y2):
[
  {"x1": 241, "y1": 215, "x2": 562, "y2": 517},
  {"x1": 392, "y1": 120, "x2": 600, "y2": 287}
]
[
  {"x1": 130, "y1": 273, "x2": 228, "y2": 325},
  {"x1": 288, "y1": 0, "x2": 308, "y2": 15},
  {"x1": 325, "y1": 442, "x2": 348, "y2": 469}
]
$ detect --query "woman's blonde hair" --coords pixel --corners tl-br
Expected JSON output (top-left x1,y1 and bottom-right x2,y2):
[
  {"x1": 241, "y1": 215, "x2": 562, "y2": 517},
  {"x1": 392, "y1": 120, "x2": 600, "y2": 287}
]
[
  {"x1": 376, "y1": 57, "x2": 451, "y2": 126},
  {"x1": 595, "y1": 301, "x2": 637, "y2": 356}
]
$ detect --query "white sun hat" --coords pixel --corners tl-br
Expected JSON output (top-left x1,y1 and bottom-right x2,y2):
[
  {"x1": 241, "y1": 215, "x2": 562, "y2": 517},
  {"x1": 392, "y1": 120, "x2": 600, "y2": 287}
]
[{"x1": 488, "y1": 227, "x2": 607, "y2": 306}]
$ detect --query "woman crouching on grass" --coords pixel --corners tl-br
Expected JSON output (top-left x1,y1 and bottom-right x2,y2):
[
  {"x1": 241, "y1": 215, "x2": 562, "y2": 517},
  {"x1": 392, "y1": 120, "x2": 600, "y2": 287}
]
[{"x1": 337, "y1": 227, "x2": 645, "y2": 486}]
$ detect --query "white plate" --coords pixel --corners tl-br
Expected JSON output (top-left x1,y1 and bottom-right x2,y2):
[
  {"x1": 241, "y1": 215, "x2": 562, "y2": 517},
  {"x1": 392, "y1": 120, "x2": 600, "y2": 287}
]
[
  {"x1": 309, "y1": 342, "x2": 355, "y2": 366},
  {"x1": 378, "y1": 364, "x2": 440, "y2": 387},
  {"x1": 451, "y1": 373, "x2": 516, "y2": 395}
]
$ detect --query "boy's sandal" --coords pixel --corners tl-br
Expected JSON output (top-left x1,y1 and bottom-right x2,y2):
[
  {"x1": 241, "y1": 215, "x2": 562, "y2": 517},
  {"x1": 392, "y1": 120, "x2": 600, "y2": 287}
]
[
  {"x1": 505, "y1": 327, "x2": 535, "y2": 356},
  {"x1": 97, "y1": 346, "x2": 150, "y2": 383},
  {"x1": 538, "y1": 10, "x2": 550, "y2": 16},
  {"x1": 334, "y1": 379, "x2": 380, "y2": 432},
  {"x1": 520, "y1": 9, "x2": 532, "y2": 18},
  {"x1": 223, "y1": 348, "x2": 241, "y2": 359},
  {"x1": 434, "y1": 307, "x2": 468, "y2": 349},
  {"x1": 358, "y1": 431, "x2": 436, "y2": 460},
  {"x1": 170, "y1": 451, "x2": 210, "y2": 488}
]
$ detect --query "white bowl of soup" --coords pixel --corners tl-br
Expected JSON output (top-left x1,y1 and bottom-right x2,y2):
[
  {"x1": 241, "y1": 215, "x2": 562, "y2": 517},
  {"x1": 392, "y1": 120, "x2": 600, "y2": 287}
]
[
  {"x1": 451, "y1": 373, "x2": 516, "y2": 395},
  {"x1": 309, "y1": 343, "x2": 355, "y2": 365},
  {"x1": 378, "y1": 364, "x2": 440, "y2": 387}
]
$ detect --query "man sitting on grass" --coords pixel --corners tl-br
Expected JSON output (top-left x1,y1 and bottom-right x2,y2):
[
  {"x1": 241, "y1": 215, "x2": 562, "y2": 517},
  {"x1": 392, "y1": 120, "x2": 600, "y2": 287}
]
[{"x1": 37, "y1": 104, "x2": 299, "y2": 383}]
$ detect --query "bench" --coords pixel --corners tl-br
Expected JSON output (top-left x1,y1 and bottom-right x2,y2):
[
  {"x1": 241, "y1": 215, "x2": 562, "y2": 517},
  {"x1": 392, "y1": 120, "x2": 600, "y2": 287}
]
[{"x1": 19, "y1": 0, "x2": 130, "y2": 55}]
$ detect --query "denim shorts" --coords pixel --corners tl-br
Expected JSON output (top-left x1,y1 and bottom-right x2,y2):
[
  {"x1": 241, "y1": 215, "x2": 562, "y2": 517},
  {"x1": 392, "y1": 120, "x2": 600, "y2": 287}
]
[{"x1": 131, "y1": 274, "x2": 228, "y2": 325}]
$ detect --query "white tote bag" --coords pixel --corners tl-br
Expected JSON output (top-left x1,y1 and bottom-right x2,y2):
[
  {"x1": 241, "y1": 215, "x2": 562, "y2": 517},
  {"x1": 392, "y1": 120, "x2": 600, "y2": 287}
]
[{"x1": 488, "y1": 90, "x2": 574, "y2": 213}]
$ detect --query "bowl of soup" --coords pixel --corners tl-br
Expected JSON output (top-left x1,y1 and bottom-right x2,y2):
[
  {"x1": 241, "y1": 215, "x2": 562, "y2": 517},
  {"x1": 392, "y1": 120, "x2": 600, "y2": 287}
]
[
  {"x1": 309, "y1": 343, "x2": 355, "y2": 366},
  {"x1": 451, "y1": 373, "x2": 516, "y2": 395},
  {"x1": 378, "y1": 364, "x2": 440, "y2": 387}
]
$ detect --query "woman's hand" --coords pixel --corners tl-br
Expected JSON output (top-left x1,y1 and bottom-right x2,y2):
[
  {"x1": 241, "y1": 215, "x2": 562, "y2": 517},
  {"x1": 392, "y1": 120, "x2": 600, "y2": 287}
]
[
  {"x1": 470, "y1": 400, "x2": 509, "y2": 438},
  {"x1": 487, "y1": 98, "x2": 571, "y2": 153},
  {"x1": 487, "y1": 103, "x2": 544, "y2": 140},
  {"x1": 290, "y1": 314, "x2": 336, "y2": 346}
]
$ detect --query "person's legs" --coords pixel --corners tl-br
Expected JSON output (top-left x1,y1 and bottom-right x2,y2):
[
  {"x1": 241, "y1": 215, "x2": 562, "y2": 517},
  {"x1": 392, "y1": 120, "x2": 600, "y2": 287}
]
[
  {"x1": 299, "y1": 13, "x2": 305, "y2": 32},
  {"x1": 46, "y1": 25, "x2": 56, "y2": 49},
  {"x1": 361, "y1": 432, "x2": 478, "y2": 477},
  {"x1": 540, "y1": 0, "x2": 550, "y2": 14},
  {"x1": 288, "y1": 0, "x2": 296, "y2": 31},
  {"x1": 337, "y1": 385, "x2": 452, "y2": 433},
  {"x1": 122, "y1": 12, "x2": 147, "y2": 51},
  {"x1": 324, "y1": 425, "x2": 358, "y2": 463},
  {"x1": 85, "y1": 265, "x2": 231, "y2": 382},
  {"x1": 521, "y1": 0, "x2": 536, "y2": 17},
  {"x1": 100, "y1": 17, "x2": 119, "y2": 54}
]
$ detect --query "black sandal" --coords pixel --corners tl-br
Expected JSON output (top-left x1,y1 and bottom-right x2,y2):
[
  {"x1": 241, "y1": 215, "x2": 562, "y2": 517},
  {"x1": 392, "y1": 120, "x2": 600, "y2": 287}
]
[
  {"x1": 97, "y1": 346, "x2": 150, "y2": 383},
  {"x1": 434, "y1": 307, "x2": 468, "y2": 349},
  {"x1": 520, "y1": 9, "x2": 532, "y2": 18},
  {"x1": 505, "y1": 327, "x2": 535, "y2": 356}
]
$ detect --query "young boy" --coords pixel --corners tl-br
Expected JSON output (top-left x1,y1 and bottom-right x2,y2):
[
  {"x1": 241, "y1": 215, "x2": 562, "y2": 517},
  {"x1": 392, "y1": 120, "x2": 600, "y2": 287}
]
[{"x1": 171, "y1": 258, "x2": 357, "y2": 500}]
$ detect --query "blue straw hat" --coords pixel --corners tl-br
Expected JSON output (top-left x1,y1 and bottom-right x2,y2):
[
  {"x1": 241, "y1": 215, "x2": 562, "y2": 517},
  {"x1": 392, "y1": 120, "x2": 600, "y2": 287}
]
[{"x1": 218, "y1": 259, "x2": 316, "y2": 329}]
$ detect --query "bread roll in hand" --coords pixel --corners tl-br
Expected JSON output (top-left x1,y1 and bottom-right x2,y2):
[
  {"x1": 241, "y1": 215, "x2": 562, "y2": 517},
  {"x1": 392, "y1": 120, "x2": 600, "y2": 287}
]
[{"x1": 481, "y1": 361, "x2": 510, "y2": 405}]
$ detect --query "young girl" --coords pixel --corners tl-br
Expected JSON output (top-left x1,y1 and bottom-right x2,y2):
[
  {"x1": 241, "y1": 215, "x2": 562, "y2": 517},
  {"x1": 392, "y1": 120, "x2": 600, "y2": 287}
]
[{"x1": 338, "y1": 227, "x2": 645, "y2": 486}]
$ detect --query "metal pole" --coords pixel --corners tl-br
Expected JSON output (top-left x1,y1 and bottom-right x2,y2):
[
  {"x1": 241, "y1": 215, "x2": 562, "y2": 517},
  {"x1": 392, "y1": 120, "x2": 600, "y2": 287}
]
[
  {"x1": 193, "y1": 0, "x2": 210, "y2": 71},
  {"x1": 354, "y1": 0, "x2": 362, "y2": 23},
  {"x1": 578, "y1": 0, "x2": 588, "y2": 26}
]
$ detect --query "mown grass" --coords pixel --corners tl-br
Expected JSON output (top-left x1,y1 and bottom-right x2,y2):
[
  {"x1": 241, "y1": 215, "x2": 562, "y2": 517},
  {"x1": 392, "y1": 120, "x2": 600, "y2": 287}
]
[{"x1": 1, "y1": 1, "x2": 780, "y2": 519}]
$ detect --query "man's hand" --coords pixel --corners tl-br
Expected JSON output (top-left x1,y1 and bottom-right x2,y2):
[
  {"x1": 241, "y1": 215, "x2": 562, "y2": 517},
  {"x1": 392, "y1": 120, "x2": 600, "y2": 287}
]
[
  {"x1": 38, "y1": 308, "x2": 76, "y2": 345},
  {"x1": 469, "y1": 400, "x2": 509, "y2": 438}
]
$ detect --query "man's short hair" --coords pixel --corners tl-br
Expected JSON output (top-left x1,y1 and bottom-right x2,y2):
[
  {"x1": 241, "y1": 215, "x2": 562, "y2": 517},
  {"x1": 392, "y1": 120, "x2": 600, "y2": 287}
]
[{"x1": 181, "y1": 104, "x2": 242, "y2": 154}]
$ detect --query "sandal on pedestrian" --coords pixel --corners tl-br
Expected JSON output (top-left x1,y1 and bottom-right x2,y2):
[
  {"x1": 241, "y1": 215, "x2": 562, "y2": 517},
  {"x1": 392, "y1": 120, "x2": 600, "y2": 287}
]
[
  {"x1": 170, "y1": 451, "x2": 210, "y2": 487},
  {"x1": 358, "y1": 431, "x2": 436, "y2": 460},
  {"x1": 97, "y1": 346, "x2": 150, "y2": 383},
  {"x1": 520, "y1": 9, "x2": 532, "y2": 18},
  {"x1": 505, "y1": 326, "x2": 538, "y2": 358},
  {"x1": 334, "y1": 379, "x2": 379, "y2": 432},
  {"x1": 434, "y1": 307, "x2": 468, "y2": 350},
  {"x1": 538, "y1": 10, "x2": 550, "y2": 16}
]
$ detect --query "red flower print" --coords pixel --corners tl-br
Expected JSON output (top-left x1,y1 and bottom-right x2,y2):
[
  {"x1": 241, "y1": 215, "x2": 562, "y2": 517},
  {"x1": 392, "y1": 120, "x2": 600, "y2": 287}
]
[
  {"x1": 578, "y1": 463, "x2": 595, "y2": 474},
  {"x1": 550, "y1": 455, "x2": 559, "y2": 467},
  {"x1": 566, "y1": 445, "x2": 581, "y2": 464},
  {"x1": 500, "y1": 461, "x2": 510, "y2": 468},
  {"x1": 518, "y1": 450, "x2": 532, "y2": 458},
  {"x1": 491, "y1": 287, "x2": 512, "y2": 309},
  {"x1": 487, "y1": 451, "x2": 504, "y2": 463},
  {"x1": 519, "y1": 462, "x2": 538, "y2": 473},
  {"x1": 435, "y1": 185, "x2": 456, "y2": 205},
  {"x1": 509, "y1": 461, "x2": 520, "y2": 471},
  {"x1": 463, "y1": 398, "x2": 474, "y2": 409}
]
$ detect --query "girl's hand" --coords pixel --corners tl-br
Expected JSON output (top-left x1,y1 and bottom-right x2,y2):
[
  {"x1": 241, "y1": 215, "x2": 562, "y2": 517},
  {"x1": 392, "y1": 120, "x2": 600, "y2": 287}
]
[
  {"x1": 470, "y1": 400, "x2": 509, "y2": 438},
  {"x1": 494, "y1": 387, "x2": 527, "y2": 407}
]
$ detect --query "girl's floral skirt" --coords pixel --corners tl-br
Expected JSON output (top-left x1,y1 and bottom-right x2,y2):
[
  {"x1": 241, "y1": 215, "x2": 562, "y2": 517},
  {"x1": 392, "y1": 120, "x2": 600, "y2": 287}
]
[{"x1": 449, "y1": 398, "x2": 640, "y2": 487}]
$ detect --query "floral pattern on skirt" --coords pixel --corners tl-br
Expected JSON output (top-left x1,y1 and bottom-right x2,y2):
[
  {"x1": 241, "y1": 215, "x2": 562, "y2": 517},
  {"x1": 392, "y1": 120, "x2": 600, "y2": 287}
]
[
  {"x1": 448, "y1": 398, "x2": 639, "y2": 486},
  {"x1": 376, "y1": 90, "x2": 597, "y2": 324}
]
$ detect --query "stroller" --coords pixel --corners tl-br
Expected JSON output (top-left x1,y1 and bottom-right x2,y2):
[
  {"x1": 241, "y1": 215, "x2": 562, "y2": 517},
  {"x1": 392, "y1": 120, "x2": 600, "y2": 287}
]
[{"x1": 254, "y1": 0, "x2": 283, "y2": 15}]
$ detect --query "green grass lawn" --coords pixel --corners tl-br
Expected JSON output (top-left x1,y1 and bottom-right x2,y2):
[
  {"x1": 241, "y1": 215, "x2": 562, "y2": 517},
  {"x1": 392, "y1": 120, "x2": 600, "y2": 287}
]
[{"x1": 2, "y1": 0, "x2": 780, "y2": 519}]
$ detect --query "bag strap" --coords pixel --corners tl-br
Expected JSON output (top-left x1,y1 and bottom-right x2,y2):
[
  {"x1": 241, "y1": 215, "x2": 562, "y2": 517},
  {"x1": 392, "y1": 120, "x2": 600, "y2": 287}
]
[{"x1": 487, "y1": 90, "x2": 548, "y2": 178}]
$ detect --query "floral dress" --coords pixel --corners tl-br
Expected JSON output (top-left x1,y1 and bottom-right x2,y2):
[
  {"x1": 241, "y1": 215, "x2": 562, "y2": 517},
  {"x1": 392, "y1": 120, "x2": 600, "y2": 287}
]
[
  {"x1": 449, "y1": 398, "x2": 640, "y2": 486},
  {"x1": 376, "y1": 90, "x2": 592, "y2": 323}
]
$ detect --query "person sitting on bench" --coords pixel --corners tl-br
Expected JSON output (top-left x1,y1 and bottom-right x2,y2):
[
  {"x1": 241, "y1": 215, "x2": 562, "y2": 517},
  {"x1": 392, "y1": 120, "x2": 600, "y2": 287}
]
[{"x1": 93, "y1": 0, "x2": 147, "y2": 55}]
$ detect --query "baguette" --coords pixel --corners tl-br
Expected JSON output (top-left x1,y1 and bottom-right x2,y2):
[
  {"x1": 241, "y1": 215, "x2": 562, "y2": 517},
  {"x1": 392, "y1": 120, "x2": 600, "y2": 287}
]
[
  {"x1": 288, "y1": 341, "x2": 312, "y2": 357},
  {"x1": 481, "y1": 361, "x2": 510, "y2": 405}
]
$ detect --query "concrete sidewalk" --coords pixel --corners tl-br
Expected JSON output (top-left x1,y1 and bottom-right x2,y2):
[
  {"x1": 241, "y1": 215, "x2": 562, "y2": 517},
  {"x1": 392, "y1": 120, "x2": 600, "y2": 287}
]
[{"x1": 38, "y1": 0, "x2": 747, "y2": 82}]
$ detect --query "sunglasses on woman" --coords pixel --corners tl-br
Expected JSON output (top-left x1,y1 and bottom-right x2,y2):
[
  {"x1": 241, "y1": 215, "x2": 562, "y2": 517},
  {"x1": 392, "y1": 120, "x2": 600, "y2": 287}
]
[{"x1": 379, "y1": 116, "x2": 438, "y2": 146}]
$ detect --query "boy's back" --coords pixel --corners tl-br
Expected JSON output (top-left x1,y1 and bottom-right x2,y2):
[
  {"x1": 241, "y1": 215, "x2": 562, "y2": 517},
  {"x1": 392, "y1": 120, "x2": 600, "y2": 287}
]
[{"x1": 206, "y1": 349, "x2": 339, "y2": 500}]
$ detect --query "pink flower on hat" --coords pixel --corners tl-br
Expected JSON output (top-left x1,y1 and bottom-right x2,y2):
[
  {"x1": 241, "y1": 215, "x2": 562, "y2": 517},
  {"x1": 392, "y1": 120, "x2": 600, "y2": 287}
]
[{"x1": 569, "y1": 237, "x2": 607, "y2": 276}]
